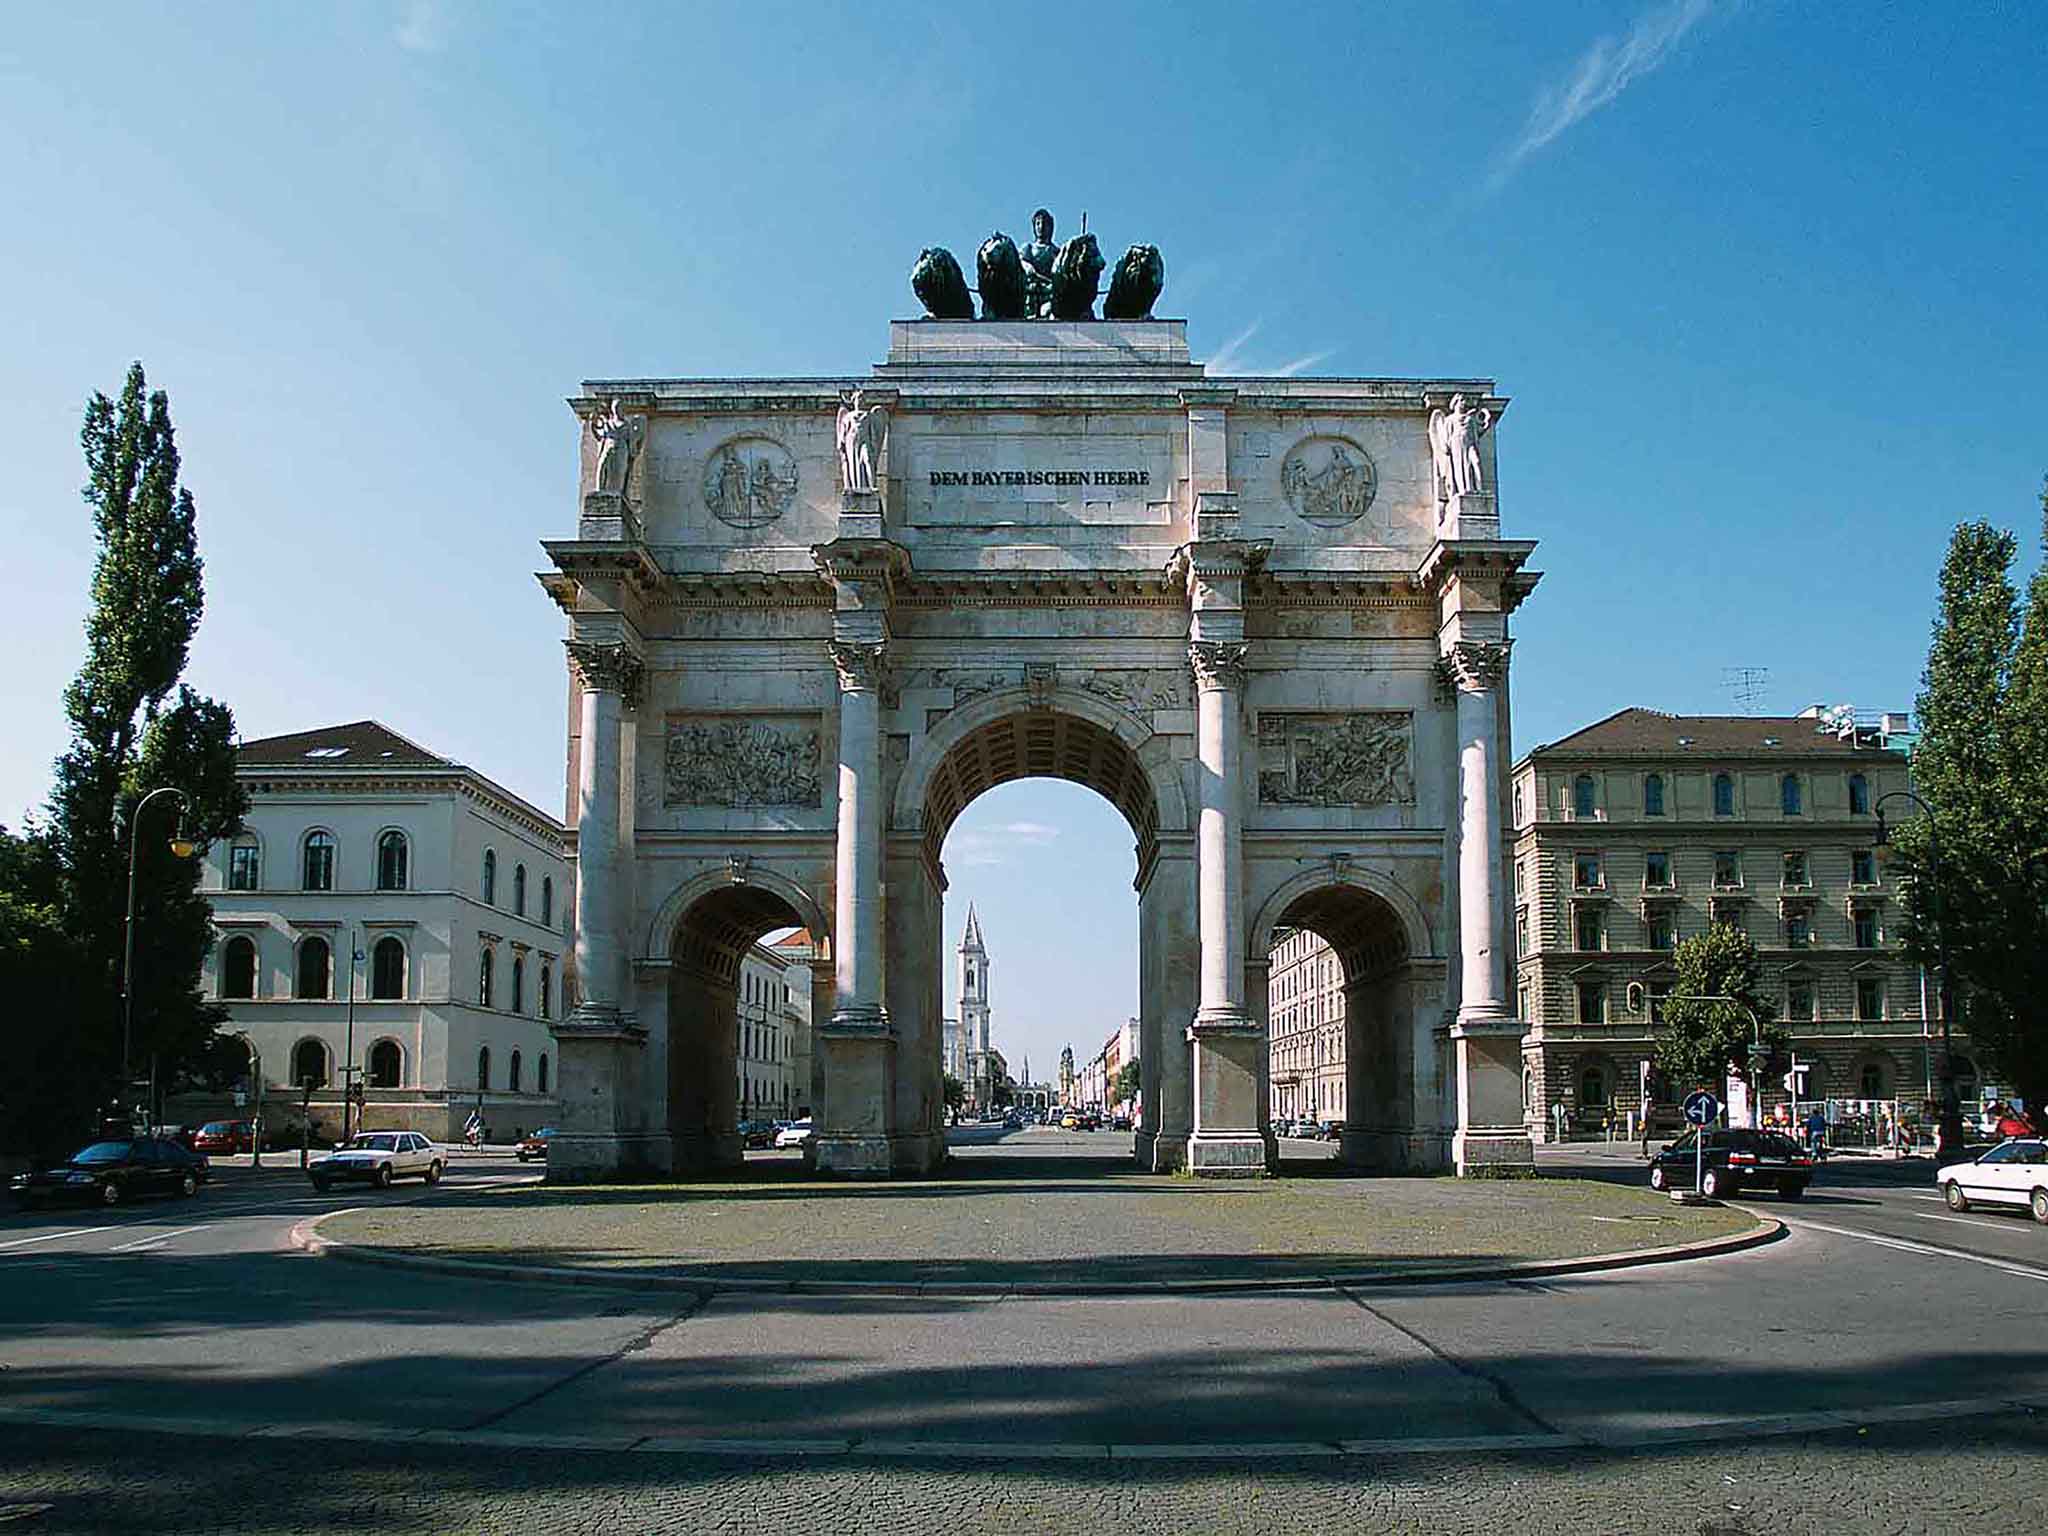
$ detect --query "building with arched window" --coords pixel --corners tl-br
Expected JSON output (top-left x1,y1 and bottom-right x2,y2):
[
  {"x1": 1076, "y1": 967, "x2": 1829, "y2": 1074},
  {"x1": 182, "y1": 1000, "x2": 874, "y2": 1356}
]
[
  {"x1": 198, "y1": 720, "x2": 568, "y2": 1143},
  {"x1": 1508, "y1": 704, "x2": 1972, "y2": 1143}
]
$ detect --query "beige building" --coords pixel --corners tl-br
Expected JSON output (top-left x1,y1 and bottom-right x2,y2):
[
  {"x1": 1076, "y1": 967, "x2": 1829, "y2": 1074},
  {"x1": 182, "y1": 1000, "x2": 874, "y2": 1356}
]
[
  {"x1": 1268, "y1": 927, "x2": 1347, "y2": 1125},
  {"x1": 1511, "y1": 706, "x2": 1971, "y2": 1139}
]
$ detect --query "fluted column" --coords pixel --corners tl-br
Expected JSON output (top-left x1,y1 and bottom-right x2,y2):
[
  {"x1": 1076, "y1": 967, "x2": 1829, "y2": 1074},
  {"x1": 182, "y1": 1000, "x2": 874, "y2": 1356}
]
[
  {"x1": 829, "y1": 640, "x2": 889, "y2": 1032},
  {"x1": 1444, "y1": 638, "x2": 1533, "y2": 1174},
  {"x1": 566, "y1": 642, "x2": 641, "y2": 1022}
]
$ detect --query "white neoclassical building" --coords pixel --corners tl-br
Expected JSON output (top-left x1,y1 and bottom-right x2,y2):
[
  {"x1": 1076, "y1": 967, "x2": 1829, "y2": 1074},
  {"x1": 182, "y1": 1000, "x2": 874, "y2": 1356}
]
[
  {"x1": 200, "y1": 721, "x2": 569, "y2": 1142},
  {"x1": 543, "y1": 301, "x2": 1536, "y2": 1180}
]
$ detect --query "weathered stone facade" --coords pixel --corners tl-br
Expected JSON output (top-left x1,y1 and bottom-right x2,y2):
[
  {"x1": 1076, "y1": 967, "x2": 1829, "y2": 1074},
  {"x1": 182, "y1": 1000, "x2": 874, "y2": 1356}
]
[
  {"x1": 1511, "y1": 707, "x2": 1973, "y2": 1138},
  {"x1": 541, "y1": 319, "x2": 1538, "y2": 1180}
]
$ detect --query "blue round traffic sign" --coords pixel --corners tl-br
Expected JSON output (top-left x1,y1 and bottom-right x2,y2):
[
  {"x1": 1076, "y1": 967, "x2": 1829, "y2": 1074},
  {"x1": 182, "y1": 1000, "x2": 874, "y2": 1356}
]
[{"x1": 1682, "y1": 1090, "x2": 1721, "y2": 1126}]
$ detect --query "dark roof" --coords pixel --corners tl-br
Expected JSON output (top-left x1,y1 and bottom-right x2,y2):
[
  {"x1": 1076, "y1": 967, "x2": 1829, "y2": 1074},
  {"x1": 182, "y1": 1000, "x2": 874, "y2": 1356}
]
[
  {"x1": 235, "y1": 721, "x2": 452, "y2": 769},
  {"x1": 1528, "y1": 708, "x2": 1893, "y2": 760}
]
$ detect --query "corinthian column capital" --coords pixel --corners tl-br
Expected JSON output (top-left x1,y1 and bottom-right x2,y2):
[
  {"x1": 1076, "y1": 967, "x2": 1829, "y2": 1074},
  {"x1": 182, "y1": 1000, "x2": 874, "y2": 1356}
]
[
  {"x1": 566, "y1": 641, "x2": 645, "y2": 709},
  {"x1": 1442, "y1": 639, "x2": 1511, "y2": 694},
  {"x1": 829, "y1": 639, "x2": 890, "y2": 694},
  {"x1": 1187, "y1": 640, "x2": 1249, "y2": 694}
]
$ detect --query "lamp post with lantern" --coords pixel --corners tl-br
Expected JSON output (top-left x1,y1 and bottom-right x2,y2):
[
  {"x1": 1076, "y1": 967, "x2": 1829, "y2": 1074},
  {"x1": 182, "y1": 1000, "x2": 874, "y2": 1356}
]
[
  {"x1": 1872, "y1": 789, "x2": 1962, "y2": 1155},
  {"x1": 117, "y1": 786, "x2": 198, "y2": 1127}
]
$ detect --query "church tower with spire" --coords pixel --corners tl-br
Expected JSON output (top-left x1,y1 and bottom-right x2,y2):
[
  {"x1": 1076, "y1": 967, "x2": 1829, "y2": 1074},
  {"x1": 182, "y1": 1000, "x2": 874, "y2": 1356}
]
[{"x1": 959, "y1": 904, "x2": 991, "y2": 1071}]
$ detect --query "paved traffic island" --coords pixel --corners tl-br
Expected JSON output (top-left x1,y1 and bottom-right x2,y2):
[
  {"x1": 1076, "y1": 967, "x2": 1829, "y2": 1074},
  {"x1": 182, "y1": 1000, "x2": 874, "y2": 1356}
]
[{"x1": 310, "y1": 1167, "x2": 1770, "y2": 1293}]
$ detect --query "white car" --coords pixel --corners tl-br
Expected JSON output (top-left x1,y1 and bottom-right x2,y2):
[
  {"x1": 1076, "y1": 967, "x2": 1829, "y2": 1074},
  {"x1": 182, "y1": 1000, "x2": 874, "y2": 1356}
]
[
  {"x1": 1938, "y1": 1138, "x2": 2048, "y2": 1223},
  {"x1": 773, "y1": 1119, "x2": 814, "y2": 1149},
  {"x1": 309, "y1": 1131, "x2": 444, "y2": 1192}
]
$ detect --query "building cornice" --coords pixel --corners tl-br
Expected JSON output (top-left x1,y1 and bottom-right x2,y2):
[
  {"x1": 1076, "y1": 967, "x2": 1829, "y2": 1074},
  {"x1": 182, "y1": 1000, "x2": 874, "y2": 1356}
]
[{"x1": 236, "y1": 767, "x2": 565, "y2": 845}]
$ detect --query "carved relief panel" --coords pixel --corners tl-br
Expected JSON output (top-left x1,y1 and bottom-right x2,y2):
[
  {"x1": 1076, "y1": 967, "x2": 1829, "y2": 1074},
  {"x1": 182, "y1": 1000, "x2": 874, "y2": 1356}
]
[
  {"x1": 1257, "y1": 712, "x2": 1415, "y2": 807},
  {"x1": 701, "y1": 436, "x2": 800, "y2": 529},
  {"x1": 663, "y1": 715, "x2": 823, "y2": 808}
]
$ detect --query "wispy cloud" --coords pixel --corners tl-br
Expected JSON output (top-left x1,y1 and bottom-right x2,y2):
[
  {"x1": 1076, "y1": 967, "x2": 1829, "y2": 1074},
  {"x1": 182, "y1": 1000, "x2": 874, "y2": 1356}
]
[
  {"x1": 1269, "y1": 351, "x2": 1335, "y2": 378},
  {"x1": 1490, "y1": 0, "x2": 1718, "y2": 191},
  {"x1": 394, "y1": 0, "x2": 451, "y2": 53},
  {"x1": 1206, "y1": 323, "x2": 1337, "y2": 378},
  {"x1": 1207, "y1": 320, "x2": 1262, "y2": 377},
  {"x1": 946, "y1": 821, "x2": 1061, "y2": 868}
]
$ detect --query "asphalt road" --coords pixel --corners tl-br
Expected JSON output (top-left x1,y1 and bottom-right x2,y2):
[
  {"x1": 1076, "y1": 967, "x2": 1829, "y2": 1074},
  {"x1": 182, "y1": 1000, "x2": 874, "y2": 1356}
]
[{"x1": 3, "y1": 1129, "x2": 2044, "y2": 1531}]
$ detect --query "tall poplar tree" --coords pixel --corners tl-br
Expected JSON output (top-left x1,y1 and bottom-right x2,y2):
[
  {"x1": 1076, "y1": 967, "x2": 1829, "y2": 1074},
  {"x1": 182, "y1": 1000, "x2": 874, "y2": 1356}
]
[
  {"x1": 1895, "y1": 494, "x2": 2048, "y2": 1117},
  {"x1": 41, "y1": 363, "x2": 245, "y2": 1119}
]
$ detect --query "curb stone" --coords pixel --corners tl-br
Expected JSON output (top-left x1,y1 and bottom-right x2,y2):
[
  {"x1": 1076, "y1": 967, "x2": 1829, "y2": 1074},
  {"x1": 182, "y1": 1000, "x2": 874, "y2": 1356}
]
[{"x1": 287, "y1": 1207, "x2": 1785, "y2": 1299}]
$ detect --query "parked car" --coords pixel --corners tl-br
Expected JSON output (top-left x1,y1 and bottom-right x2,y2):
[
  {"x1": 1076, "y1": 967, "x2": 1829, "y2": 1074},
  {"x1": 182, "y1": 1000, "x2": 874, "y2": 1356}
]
[
  {"x1": 774, "y1": 1119, "x2": 815, "y2": 1149},
  {"x1": 1938, "y1": 1138, "x2": 2048, "y2": 1223},
  {"x1": 516, "y1": 1127, "x2": 558, "y2": 1162},
  {"x1": 12, "y1": 1138, "x2": 209, "y2": 1207},
  {"x1": 1648, "y1": 1128, "x2": 1814, "y2": 1199},
  {"x1": 192, "y1": 1120, "x2": 254, "y2": 1155},
  {"x1": 740, "y1": 1120, "x2": 779, "y2": 1150},
  {"x1": 308, "y1": 1131, "x2": 444, "y2": 1192},
  {"x1": 151, "y1": 1124, "x2": 201, "y2": 1151}
]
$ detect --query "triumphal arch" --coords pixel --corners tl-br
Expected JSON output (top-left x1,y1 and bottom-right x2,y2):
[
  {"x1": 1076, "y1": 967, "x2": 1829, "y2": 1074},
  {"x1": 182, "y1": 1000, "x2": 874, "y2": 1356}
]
[{"x1": 541, "y1": 219, "x2": 1539, "y2": 1180}]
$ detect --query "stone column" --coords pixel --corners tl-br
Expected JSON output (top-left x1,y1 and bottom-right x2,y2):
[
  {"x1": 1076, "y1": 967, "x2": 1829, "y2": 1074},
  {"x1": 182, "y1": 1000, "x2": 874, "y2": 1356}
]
[
  {"x1": 550, "y1": 640, "x2": 661, "y2": 1180},
  {"x1": 814, "y1": 639, "x2": 895, "y2": 1174},
  {"x1": 1445, "y1": 639, "x2": 1534, "y2": 1174},
  {"x1": 1185, "y1": 639, "x2": 1268, "y2": 1174}
]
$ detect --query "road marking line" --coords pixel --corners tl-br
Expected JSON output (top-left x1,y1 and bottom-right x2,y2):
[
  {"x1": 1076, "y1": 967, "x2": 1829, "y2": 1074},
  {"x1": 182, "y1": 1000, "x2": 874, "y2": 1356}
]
[
  {"x1": 109, "y1": 1223, "x2": 213, "y2": 1253},
  {"x1": 0, "y1": 1226, "x2": 113, "y2": 1252},
  {"x1": 1793, "y1": 1218, "x2": 2048, "y2": 1282},
  {"x1": 1914, "y1": 1211, "x2": 2025, "y2": 1232}
]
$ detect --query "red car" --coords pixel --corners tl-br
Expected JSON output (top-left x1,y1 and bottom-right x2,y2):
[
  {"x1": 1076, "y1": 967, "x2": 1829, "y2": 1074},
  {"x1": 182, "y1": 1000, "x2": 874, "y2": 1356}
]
[{"x1": 192, "y1": 1120, "x2": 254, "y2": 1155}]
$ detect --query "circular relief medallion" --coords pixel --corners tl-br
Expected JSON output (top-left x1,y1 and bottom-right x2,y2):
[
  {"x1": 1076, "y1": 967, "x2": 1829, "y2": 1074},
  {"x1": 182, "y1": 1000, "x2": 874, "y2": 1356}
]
[
  {"x1": 1280, "y1": 435, "x2": 1378, "y2": 528},
  {"x1": 702, "y1": 437, "x2": 799, "y2": 529}
]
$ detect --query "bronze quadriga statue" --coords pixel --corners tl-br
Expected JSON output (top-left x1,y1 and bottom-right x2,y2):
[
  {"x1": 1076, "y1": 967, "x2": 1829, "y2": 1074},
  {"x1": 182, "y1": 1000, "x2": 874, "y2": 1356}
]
[
  {"x1": 910, "y1": 212, "x2": 1162, "y2": 322},
  {"x1": 976, "y1": 233, "x2": 1028, "y2": 320},
  {"x1": 1050, "y1": 233, "x2": 1105, "y2": 320}
]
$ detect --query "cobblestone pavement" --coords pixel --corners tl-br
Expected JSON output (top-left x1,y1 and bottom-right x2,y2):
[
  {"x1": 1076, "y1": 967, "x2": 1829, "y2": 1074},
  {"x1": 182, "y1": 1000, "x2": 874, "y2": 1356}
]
[{"x1": 2, "y1": 1416, "x2": 2042, "y2": 1534}]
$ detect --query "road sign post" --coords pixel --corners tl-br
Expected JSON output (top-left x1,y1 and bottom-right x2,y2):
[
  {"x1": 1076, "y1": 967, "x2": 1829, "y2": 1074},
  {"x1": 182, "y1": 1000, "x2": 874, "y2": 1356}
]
[{"x1": 1683, "y1": 1089, "x2": 1721, "y2": 1196}]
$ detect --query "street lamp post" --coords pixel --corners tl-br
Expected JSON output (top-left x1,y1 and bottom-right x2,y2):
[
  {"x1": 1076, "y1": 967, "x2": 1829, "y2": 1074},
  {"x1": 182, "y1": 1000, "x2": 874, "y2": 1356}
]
[
  {"x1": 1872, "y1": 790, "x2": 1962, "y2": 1153},
  {"x1": 117, "y1": 786, "x2": 198, "y2": 1121},
  {"x1": 342, "y1": 928, "x2": 363, "y2": 1145}
]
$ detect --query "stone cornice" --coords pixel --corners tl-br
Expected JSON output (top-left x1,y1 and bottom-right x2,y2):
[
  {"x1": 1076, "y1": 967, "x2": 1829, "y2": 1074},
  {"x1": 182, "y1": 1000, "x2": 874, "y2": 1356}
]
[
  {"x1": 811, "y1": 537, "x2": 912, "y2": 593},
  {"x1": 896, "y1": 572, "x2": 1183, "y2": 609},
  {"x1": 237, "y1": 769, "x2": 566, "y2": 843},
  {"x1": 1416, "y1": 538, "x2": 1539, "y2": 593}
]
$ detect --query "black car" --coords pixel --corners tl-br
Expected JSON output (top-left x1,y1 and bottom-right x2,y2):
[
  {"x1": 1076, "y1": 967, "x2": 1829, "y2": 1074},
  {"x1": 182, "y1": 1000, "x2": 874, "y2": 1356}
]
[
  {"x1": 1648, "y1": 1128, "x2": 1814, "y2": 1199},
  {"x1": 11, "y1": 1138, "x2": 210, "y2": 1208}
]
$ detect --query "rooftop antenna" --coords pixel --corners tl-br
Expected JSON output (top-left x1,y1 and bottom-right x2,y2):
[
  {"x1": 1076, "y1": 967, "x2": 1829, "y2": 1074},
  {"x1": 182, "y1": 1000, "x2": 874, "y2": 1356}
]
[
  {"x1": 1723, "y1": 666, "x2": 1771, "y2": 716},
  {"x1": 1080, "y1": 210, "x2": 1088, "y2": 235}
]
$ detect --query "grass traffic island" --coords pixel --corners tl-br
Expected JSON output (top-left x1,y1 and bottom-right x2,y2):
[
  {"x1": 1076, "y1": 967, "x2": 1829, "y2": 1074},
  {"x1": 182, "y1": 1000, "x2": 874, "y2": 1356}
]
[{"x1": 316, "y1": 1165, "x2": 1769, "y2": 1292}]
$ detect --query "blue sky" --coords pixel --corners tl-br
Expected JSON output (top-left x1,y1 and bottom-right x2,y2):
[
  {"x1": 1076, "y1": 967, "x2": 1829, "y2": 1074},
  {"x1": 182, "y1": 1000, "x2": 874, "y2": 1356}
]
[{"x1": 3, "y1": 3, "x2": 2043, "y2": 1080}]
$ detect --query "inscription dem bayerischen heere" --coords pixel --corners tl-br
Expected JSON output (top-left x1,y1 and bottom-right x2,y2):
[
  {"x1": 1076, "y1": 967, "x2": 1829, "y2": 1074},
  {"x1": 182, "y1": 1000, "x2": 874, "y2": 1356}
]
[{"x1": 929, "y1": 468, "x2": 1152, "y2": 488}]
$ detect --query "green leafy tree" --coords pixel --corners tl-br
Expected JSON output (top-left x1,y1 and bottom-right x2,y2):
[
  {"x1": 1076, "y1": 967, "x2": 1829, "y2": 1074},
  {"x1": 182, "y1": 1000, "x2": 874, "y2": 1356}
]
[
  {"x1": 35, "y1": 364, "x2": 245, "y2": 1121},
  {"x1": 943, "y1": 1073, "x2": 965, "y2": 1115},
  {"x1": 0, "y1": 828, "x2": 95, "y2": 1151},
  {"x1": 1654, "y1": 923, "x2": 1786, "y2": 1091},
  {"x1": 1113, "y1": 1059, "x2": 1141, "y2": 1104},
  {"x1": 1891, "y1": 496, "x2": 2048, "y2": 1116}
]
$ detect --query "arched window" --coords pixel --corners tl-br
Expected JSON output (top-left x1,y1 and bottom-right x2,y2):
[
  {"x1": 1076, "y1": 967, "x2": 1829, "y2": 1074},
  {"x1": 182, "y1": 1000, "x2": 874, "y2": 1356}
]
[
  {"x1": 514, "y1": 864, "x2": 527, "y2": 917},
  {"x1": 1572, "y1": 775, "x2": 1596, "y2": 818},
  {"x1": 371, "y1": 936, "x2": 405, "y2": 999},
  {"x1": 511, "y1": 955, "x2": 526, "y2": 1014},
  {"x1": 537, "y1": 1053, "x2": 550, "y2": 1095},
  {"x1": 1712, "y1": 773, "x2": 1735, "y2": 817},
  {"x1": 376, "y1": 830, "x2": 409, "y2": 891},
  {"x1": 482, "y1": 849, "x2": 497, "y2": 905},
  {"x1": 1780, "y1": 773, "x2": 1803, "y2": 816},
  {"x1": 302, "y1": 831, "x2": 336, "y2": 891},
  {"x1": 477, "y1": 1045, "x2": 491, "y2": 1091},
  {"x1": 292, "y1": 1038, "x2": 328, "y2": 1089},
  {"x1": 222, "y1": 935, "x2": 257, "y2": 999},
  {"x1": 295, "y1": 936, "x2": 331, "y2": 1000},
  {"x1": 510, "y1": 1049, "x2": 523, "y2": 1093},
  {"x1": 1848, "y1": 773, "x2": 1870, "y2": 815},
  {"x1": 228, "y1": 835, "x2": 261, "y2": 891},
  {"x1": 478, "y1": 946, "x2": 494, "y2": 1008},
  {"x1": 1643, "y1": 774, "x2": 1666, "y2": 817},
  {"x1": 539, "y1": 963, "x2": 552, "y2": 1020},
  {"x1": 369, "y1": 1040, "x2": 402, "y2": 1088},
  {"x1": 541, "y1": 876, "x2": 554, "y2": 927}
]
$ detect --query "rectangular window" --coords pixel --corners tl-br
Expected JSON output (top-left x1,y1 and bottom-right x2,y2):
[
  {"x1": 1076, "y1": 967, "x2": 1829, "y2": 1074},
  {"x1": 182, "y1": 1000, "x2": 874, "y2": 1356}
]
[
  {"x1": 1856, "y1": 978, "x2": 1883, "y2": 1021},
  {"x1": 1787, "y1": 980, "x2": 1815, "y2": 1021},
  {"x1": 1576, "y1": 980, "x2": 1606, "y2": 1023},
  {"x1": 1644, "y1": 851, "x2": 1673, "y2": 889},
  {"x1": 1515, "y1": 908, "x2": 1529, "y2": 957},
  {"x1": 1851, "y1": 849, "x2": 1877, "y2": 886},
  {"x1": 229, "y1": 844, "x2": 260, "y2": 891},
  {"x1": 1648, "y1": 911, "x2": 1675, "y2": 951},
  {"x1": 1853, "y1": 908, "x2": 1879, "y2": 948},
  {"x1": 1517, "y1": 983, "x2": 1532, "y2": 1021},
  {"x1": 1713, "y1": 851, "x2": 1742, "y2": 889},
  {"x1": 1782, "y1": 851, "x2": 1809, "y2": 888},
  {"x1": 1513, "y1": 860, "x2": 1525, "y2": 898},
  {"x1": 1575, "y1": 907, "x2": 1604, "y2": 951},
  {"x1": 1785, "y1": 910, "x2": 1812, "y2": 948},
  {"x1": 1574, "y1": 852, "x2": 1603, "y2": 889}
]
